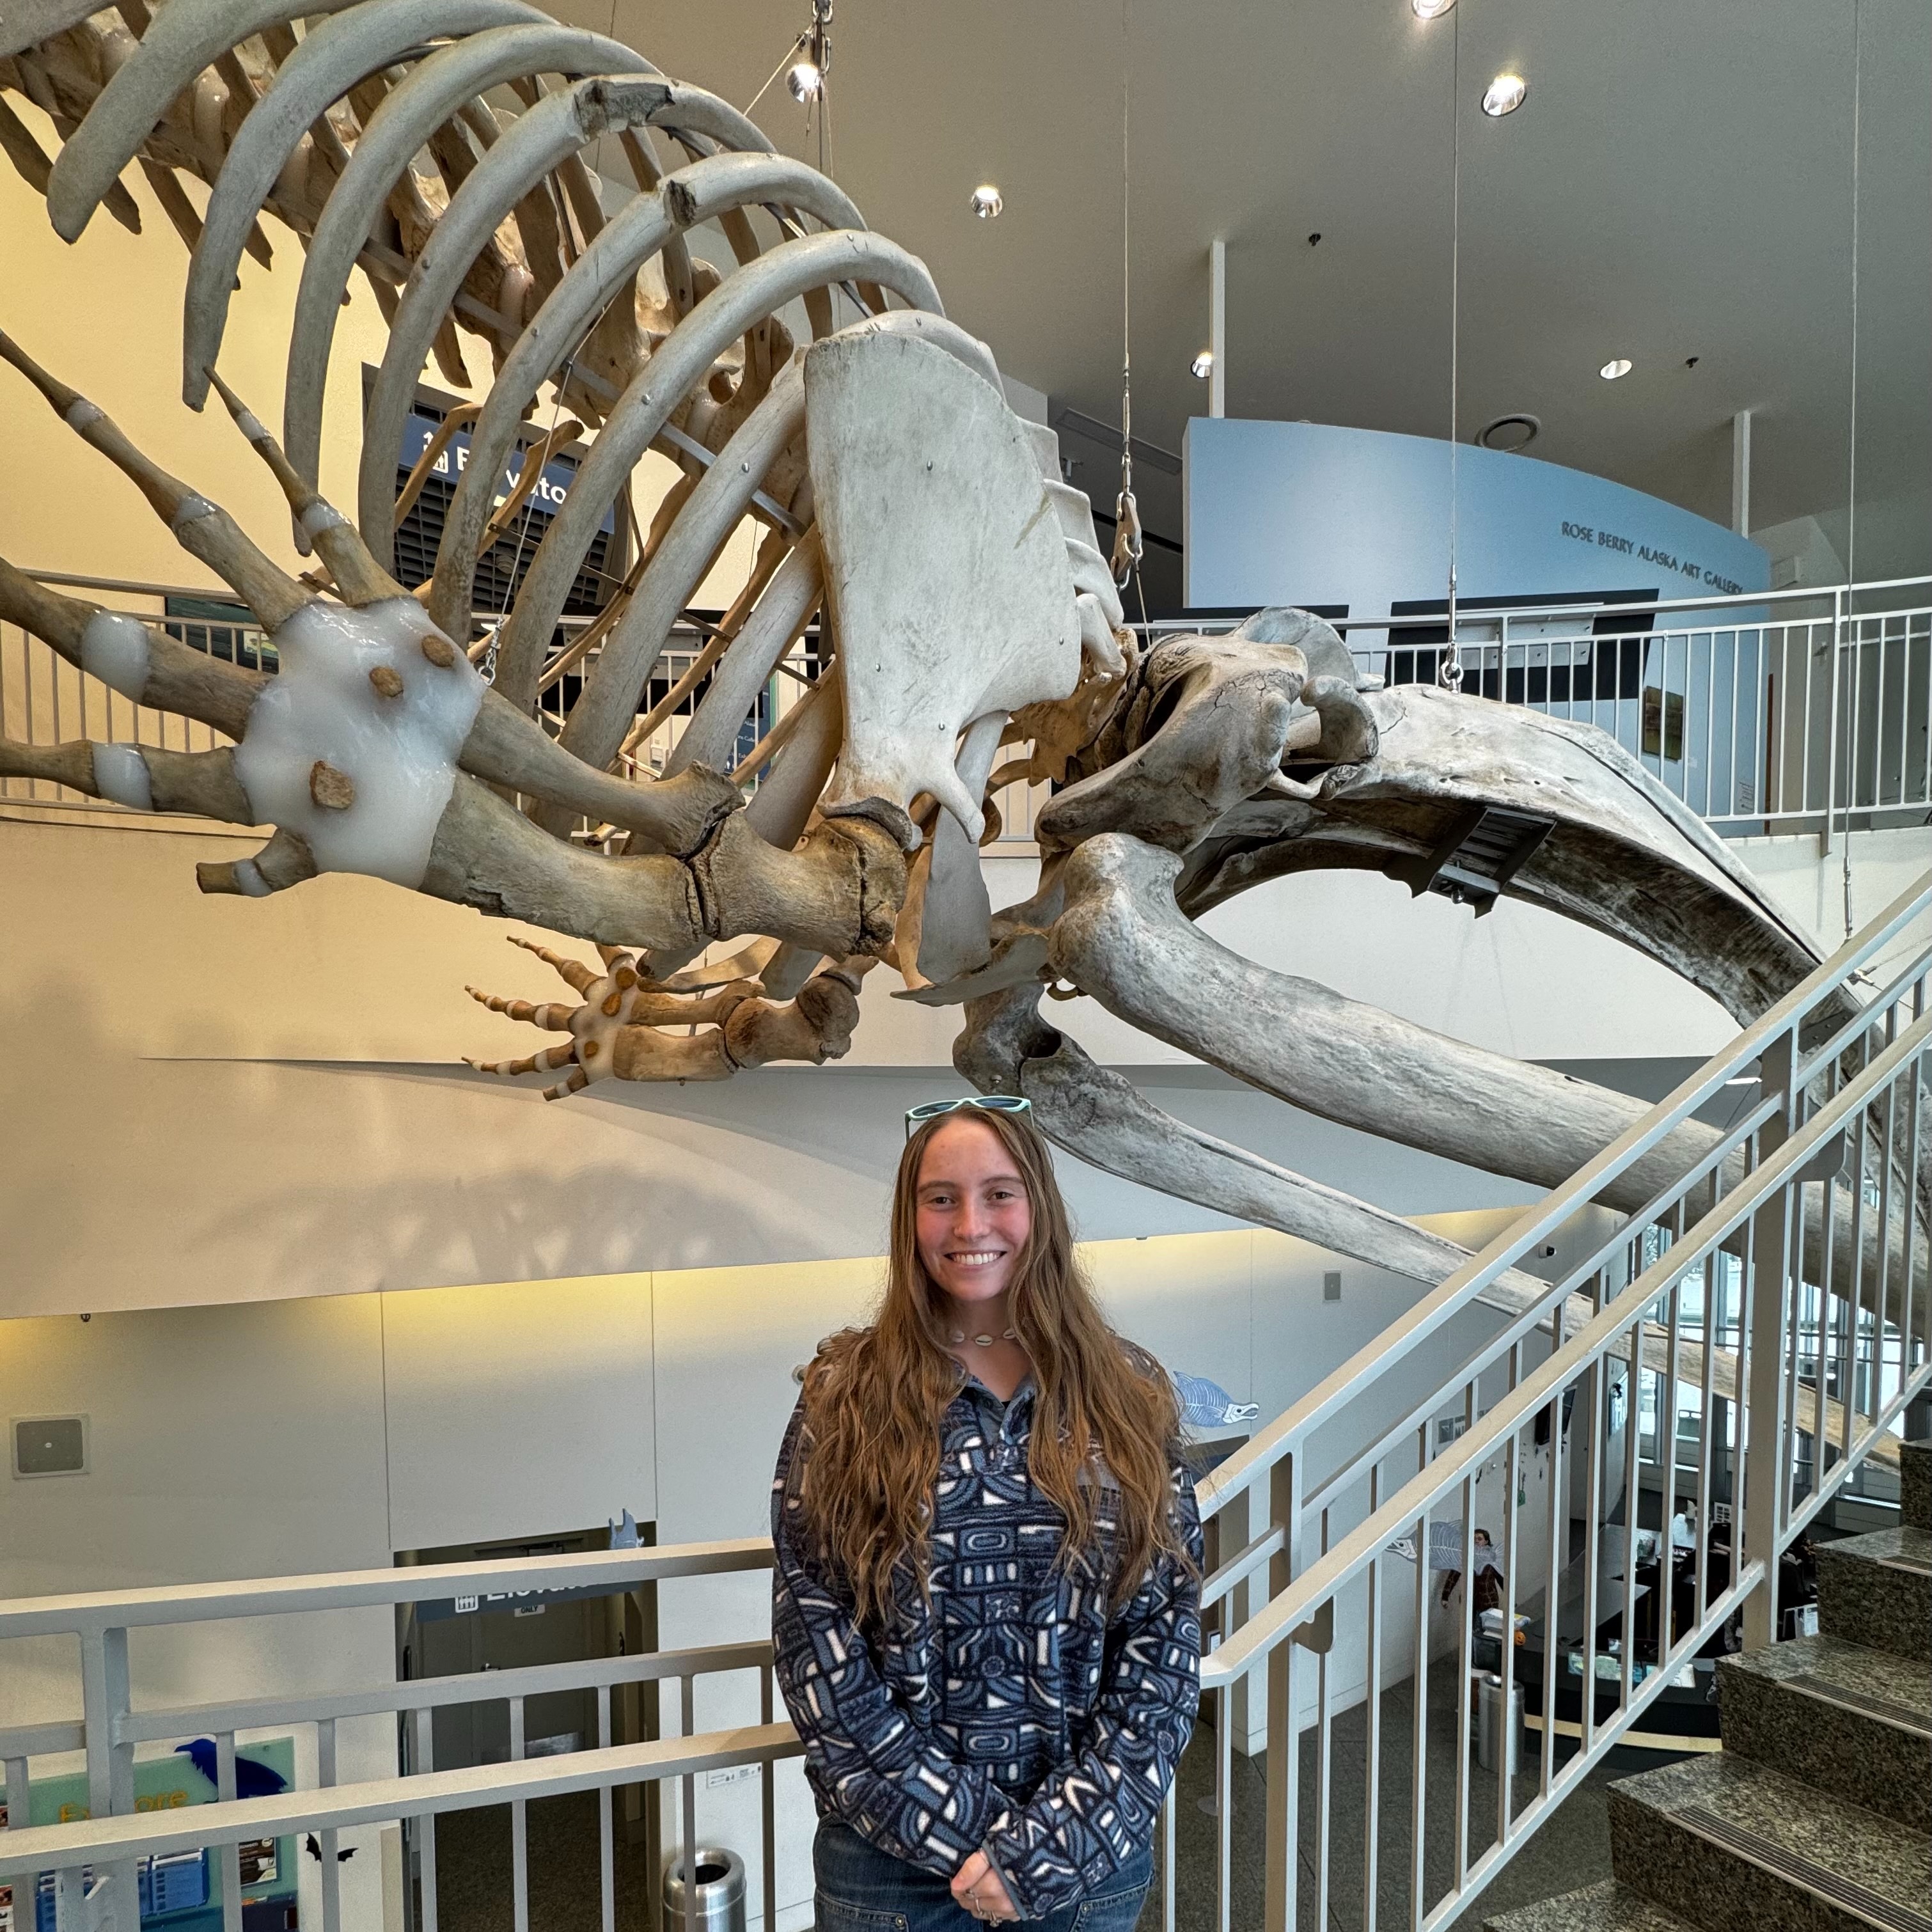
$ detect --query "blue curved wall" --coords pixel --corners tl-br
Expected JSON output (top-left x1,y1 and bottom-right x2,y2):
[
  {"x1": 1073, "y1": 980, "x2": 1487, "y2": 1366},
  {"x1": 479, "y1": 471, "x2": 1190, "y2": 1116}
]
[{"x1": 1182, "y1": 418, "x2": 1766, "y2": 614}]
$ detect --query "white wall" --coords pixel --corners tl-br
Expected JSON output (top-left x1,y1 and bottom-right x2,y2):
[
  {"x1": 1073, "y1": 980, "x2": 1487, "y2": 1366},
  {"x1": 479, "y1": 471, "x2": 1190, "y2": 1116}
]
[
  {"x1": 0, "y1": 1297, "x2": 398, "y2": 1932},
  {"x1": 5, "y1": 810, "x2": 1908, "y2": 1323},
  {"x1": 3, "y1": 799, "x2": 1792, "y2": 1321},
  {"x1": 1730, "y1": 824, "x2": 1931, "y2": 981}
]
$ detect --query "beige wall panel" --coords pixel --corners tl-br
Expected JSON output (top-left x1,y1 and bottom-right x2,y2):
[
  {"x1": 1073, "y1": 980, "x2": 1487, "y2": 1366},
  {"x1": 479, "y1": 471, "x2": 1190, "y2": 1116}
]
[
  {"x1": 0, "y1": 119, "x2": 480, "y2": 589},
  {"x1": 380, "y1": 1272, "x2": 654, "y2": 1553},
  {"x1": 649, "y1": 1254, "x2": 883, "y2": 1925},
  {"x1": 1083, "y1": 1229, "x2": 1255, "y2": 1403},
  {"x1": 0, "y1": 1295, "x2": 397, "y2": 1894},
  {"x1": 0, "y1": 1296, "x2": 388, "y2": 1600},
  {"x1": 0, "y1": 107, "x2": 757, "y2": 609}
]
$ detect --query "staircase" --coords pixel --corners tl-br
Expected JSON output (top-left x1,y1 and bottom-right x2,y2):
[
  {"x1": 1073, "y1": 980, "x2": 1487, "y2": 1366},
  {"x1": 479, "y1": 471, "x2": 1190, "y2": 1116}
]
[{"x1": 1487, "y1": 1437, "x2": 1931, "y2": 1932}]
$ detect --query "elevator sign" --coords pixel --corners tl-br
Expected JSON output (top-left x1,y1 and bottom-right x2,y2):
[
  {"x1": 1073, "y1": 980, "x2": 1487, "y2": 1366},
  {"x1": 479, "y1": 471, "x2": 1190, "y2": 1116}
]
[
  {"x1": 398, "y1": 412, "x2": 615, "y2": 534},
  {"x1": 417, "y1": 1580, "x2": 628, "y2": 1622}
]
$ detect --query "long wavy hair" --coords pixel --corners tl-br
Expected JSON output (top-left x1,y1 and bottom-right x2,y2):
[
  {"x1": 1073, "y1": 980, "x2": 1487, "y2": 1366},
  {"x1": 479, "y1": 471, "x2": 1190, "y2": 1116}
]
[{"x1": 797, "y1": 1107, "x2": 1189, "y2": 1629}]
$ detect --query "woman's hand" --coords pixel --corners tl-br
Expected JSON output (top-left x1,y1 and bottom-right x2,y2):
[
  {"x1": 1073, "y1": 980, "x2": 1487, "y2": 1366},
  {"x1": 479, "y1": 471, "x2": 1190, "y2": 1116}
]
[{"x1": 950, "y1": 1851, "x2": 1019, "y2": 1922}]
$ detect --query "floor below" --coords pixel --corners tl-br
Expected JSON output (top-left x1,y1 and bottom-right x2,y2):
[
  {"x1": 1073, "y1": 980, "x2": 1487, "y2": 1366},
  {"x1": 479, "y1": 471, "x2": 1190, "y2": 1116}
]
[{"x1": 1163, "y1": 1668, "x2": 1628, "y2": 1932}]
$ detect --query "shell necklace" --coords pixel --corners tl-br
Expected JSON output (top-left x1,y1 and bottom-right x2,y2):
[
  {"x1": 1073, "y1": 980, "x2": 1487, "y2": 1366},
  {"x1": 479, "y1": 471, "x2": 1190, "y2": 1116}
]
[{"x1": 950, "y1": 1326, "x2": 1017, "y2": 1348}]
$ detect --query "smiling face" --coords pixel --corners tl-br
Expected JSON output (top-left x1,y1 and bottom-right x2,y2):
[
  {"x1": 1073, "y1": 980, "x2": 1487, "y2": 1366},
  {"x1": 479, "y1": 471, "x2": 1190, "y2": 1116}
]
[{"x1": 913, "y1": 1115, "x2": 1035, "y2": 1307}]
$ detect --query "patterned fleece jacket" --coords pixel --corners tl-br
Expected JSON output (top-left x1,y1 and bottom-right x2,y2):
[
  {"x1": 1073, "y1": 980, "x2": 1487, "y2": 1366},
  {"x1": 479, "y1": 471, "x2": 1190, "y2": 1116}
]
[{"x1": 770, "y1": 1370, "x2": 1204, "y2": 1919}]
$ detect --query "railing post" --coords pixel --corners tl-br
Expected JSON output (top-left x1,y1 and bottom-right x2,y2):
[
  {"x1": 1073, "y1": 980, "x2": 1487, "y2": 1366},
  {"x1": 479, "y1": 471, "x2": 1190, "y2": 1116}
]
[
  {"x1": 77, "y1": 1625, "x2": 136, "y2": 1932},
  {"x1": 1218, "y1": 1480, "x2": 1259, "y2": 1756},
  {"x1": 1262, "y1": 1446, "x2": 1301, "y2": 1932},
  {"x1": 1741, "y1": 1025, "x2": 1799, "y2": 1650},
  {"x1": 1821, "y1": 586, "x2": 1844, "y2": 855}
]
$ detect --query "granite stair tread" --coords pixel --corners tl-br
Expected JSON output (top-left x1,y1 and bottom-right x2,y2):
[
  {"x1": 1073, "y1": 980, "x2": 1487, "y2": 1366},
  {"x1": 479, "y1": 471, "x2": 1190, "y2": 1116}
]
[
  {"x1": 1606, "y1": 1750, "x2": 1931, "y2": 1932},
  {"x1": 1718, "y1": 1632, "x2": 1931, "y2": 1831},
  {"x1": 1484, "y1": 1879, "x2": 1704, "y2": 1932},
  {"x1": 1901, "y1": 1440, "x2": 1929, "y2": 1532},
  {"x1": 1813, "y1": 1527, "x2": 1931, "y2": 1663}
]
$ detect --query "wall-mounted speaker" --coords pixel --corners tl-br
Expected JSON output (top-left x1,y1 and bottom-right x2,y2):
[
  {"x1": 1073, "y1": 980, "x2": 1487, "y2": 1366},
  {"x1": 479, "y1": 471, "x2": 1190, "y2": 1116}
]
[{"x1": 12, "y1": 1415, "x2": 87, "y2": 1477}]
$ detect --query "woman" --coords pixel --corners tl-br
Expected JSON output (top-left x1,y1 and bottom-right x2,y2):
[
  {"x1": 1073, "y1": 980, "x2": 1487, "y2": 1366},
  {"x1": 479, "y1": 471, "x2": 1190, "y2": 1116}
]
[{"x1": 772, "y1": 1097, "x2": 1203, "y2": 1931}]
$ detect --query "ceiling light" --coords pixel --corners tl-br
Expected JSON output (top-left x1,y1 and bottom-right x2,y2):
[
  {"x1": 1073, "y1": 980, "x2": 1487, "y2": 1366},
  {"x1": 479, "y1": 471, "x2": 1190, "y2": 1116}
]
[
  {"x1": 1480, "y1": 72, "x2": 1527, "y2": 117},
  {"x1": 786, "y1": 58, "x2": 823, "y2": 102},
  {"x1": 1190, "y1": 349, "x2": 1214, "y2": 381},
  {"x1": 969, "y1": 183, "x2": 1003, "y2": 219},
  {"x1": 1599, "y1": 357, "x2": 1633, "y2": 381},
  {"x1": 1411, "y1": 0, "x2": 1455, "y2": 17}
]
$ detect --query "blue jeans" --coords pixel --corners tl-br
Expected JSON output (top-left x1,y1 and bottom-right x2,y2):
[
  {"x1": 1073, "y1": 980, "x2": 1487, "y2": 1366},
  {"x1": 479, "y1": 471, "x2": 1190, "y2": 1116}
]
[{"x1": 813, "y1": 1819, "x2": 1154, "y2": 1932}]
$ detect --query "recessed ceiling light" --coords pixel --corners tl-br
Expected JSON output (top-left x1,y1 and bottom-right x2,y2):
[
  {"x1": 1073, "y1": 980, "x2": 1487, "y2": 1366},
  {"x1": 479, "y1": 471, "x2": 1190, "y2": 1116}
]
[
  {"x1": 969, "y1": 183, "x2": 1003, "y2": 220},
  {"x1": 1190, "y1": 349, "x2": 1214, "y2": 380},
  {"x1": 1411, "y1": 0, "x2": 1455, "y2": 17},
  {"x1": 1480, "y1": 72, "x2": 1527, "y2": 117},
  {"x1": 1599, "y1": 357, "x2": 1633, "y2": 381},
  {"x1": 1477, "y1": 413, "x2": 1540, "y2": 452},
  {"x1": 785, "y1": 58, "x2": 823, "y2": 103}
]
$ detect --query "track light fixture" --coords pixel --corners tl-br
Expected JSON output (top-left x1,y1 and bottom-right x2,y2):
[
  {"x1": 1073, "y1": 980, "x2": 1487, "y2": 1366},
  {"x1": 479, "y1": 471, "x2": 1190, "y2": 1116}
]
[
  {"x1": 1190, "y1": 350, "x2": 1214, "y2": 380},
  {"x1": 970, "y1": 184, "x2": 1003, "y2": 219},
  {"x1": 787, "y1": 0, "x2": 832, "y2": 106}
]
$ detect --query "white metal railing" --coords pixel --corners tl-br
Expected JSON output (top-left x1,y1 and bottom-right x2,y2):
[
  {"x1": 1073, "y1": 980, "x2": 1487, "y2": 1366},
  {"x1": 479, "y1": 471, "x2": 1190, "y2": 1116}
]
[
  {"x1": 0, "y1": 579, "x2": 246, "y2": 819},
  {"x1": 1182, "y1": 868, "x2": 1931, "y2": 1932},
  {"x1": 1, "y1": 576, "x2": 1051, "y2": 846},
  {"x1": 20, "y1": 574, "x2": 1926, "y2": 849},
  {"x1": 0, "y1": 1540, "x2": 792, "y2": 1932},
  {"x1": 1136, "y1": 576, "x2": 1932, "y2": 840}
]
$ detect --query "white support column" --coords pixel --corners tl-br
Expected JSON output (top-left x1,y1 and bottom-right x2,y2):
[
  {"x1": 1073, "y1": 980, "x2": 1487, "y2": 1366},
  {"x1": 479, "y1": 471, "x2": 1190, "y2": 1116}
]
[
  {"x1": 1731, "y1": 409, "x2": 1752, "y2": 536},
  {"x1": 1209, "y1": 237, "x2": 1227, "y2": 419}
]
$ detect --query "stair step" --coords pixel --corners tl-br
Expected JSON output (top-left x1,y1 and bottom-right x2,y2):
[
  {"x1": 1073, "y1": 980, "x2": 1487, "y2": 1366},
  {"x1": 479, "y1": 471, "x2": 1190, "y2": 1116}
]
[
  {"x1": 1607, "y1": 1754, "x2": 1930, "y2": 1932},
  {"x1": 1901, "y1": 1440, "x2": 1930, "y2": 1532},
  {"x1": 1484, "y1": 1878, "x2": 1701, "y2": 1932},
  {"x1": 1814, "y1": 1528, "x2": 1931, "y2": 1662},
  {"x1": 1718, "y1": 1631, "x2": 1931, "y2": 1830}
]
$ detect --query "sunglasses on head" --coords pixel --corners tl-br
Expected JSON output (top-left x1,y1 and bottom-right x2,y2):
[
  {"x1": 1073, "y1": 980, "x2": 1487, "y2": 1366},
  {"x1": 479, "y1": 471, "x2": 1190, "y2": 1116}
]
[{"x1": 904, "y1": 1095, "x2": 1032, "y2": 1139}]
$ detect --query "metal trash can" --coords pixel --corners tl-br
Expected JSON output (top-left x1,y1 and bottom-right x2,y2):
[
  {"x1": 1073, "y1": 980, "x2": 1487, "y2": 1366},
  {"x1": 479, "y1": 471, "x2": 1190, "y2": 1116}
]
[
  {"x1": 1477, "y1": 1673, "x2": 1523, "y2": 1776},
  {"x1": 663, "y1": 1846, "x2": 747, "y2": 1932}
]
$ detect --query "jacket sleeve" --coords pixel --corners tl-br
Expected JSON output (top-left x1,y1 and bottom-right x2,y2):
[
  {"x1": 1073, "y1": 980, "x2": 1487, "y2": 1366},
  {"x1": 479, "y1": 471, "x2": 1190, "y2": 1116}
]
[
  {"x1": 770, "y1": 1399, "x2": 999, "y2": 1876},
  {"x1": 981, "y1": 1458, "x2": 1204, "y2": 1919}
]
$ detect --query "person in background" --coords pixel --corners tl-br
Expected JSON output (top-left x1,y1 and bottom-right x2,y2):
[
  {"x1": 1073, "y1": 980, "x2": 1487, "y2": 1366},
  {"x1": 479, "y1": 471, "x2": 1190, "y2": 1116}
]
[{"x1": 1440, "y1": 1525, "x2": 1505, "y2": 1614}]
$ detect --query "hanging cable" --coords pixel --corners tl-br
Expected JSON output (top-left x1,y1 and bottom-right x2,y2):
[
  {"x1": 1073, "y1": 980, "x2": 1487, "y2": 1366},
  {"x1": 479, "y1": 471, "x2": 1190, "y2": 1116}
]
[
  {"x1": 1842, "y1": 0, "x2": 1862, "y2": 938},
  {"x1": 1438, "y1": 3, "x2": 1464, "y2": 691},
  {"x1": 1110, "y1": 0, "x2": 1144, "y2": 592},
  {"x1": 744, "y1": 36, "x2": 808, "y2": 119}
]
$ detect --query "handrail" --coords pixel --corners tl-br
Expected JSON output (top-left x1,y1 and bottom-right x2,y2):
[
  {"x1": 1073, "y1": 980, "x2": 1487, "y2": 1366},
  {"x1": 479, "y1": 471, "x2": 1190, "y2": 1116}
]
[
  {"x1": 0, "y1": 1533, "x2": 792, "y2": 1932},
  {"x1": 1127, "y1": 574, "x2": 1932, "y2": 636},
  {"x1": 1195, "y1": 868, "x2": 1932, "y2": 1523},
  {"x1": 0, "y1": 1722, "x2": 803, "y2": 1878},
  {"x1": 1291, "y1": 1095, "x2": 1782, "y2": 1532},
  {"x1": 1175, "y1": 867, "x2": 1929, "y2": 1932},
  {"x1": 0, "y1": 1535, "x2": 774, "y2": 1638},
  {"x1": 107, "y1": 1640, "x2": 773, "y2": 1747},
  {"x1": 1204, "y1": 1000, "x2": 1932, "y2": 1688}
]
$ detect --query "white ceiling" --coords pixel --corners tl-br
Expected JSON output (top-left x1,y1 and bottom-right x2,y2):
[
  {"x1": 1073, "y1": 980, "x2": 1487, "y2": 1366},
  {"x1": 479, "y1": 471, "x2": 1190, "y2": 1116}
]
[{"x1": 567, "y1": 0, "x2": 1929, "y2": 574}]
